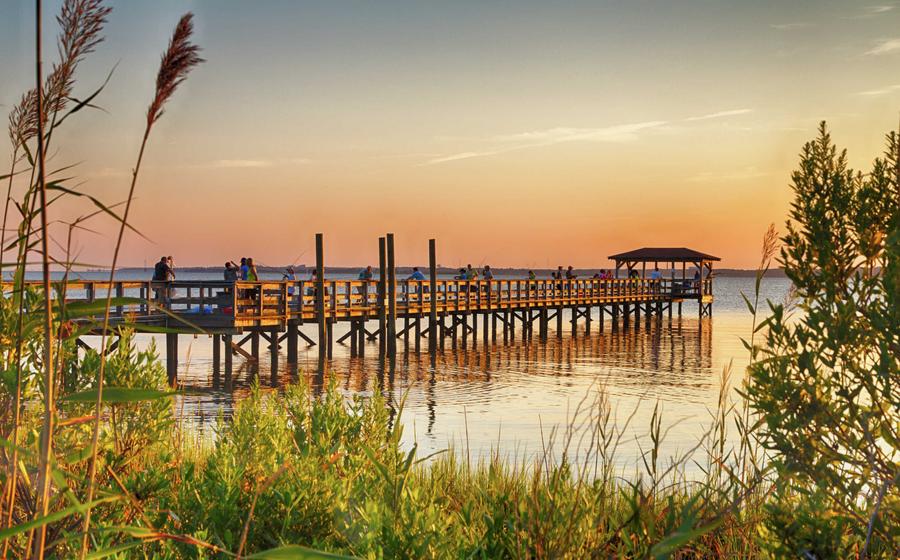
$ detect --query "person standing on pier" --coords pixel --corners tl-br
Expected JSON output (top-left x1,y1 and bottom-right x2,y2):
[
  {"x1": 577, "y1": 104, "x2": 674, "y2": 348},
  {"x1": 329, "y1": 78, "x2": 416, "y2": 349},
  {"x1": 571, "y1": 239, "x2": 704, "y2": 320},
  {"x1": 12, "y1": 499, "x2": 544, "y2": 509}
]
[
  {"x1": 465, "y1": 264, "x2": 478, "y2": 280},
  {"x1": 152, "y1": 256, "x2": 173, "y2": 302},
  {"x1": 482, "y1": 265, "x2": 494, "y2": 280},
  {"x1": 224, "y1": 261, "x2": 239, "y2": 282},
  {"x1": 566, "y1": 266, "x2": 577, "y2": 280},
  {"x1": 650, "y1": 266, "x2": 662, "y2": 294},
  {"x1": 246, "y1": 258, "x2": 259, "y2": 282},
  {"x1": 240, "y1": 257, "x2": 249, "y2": 280}
]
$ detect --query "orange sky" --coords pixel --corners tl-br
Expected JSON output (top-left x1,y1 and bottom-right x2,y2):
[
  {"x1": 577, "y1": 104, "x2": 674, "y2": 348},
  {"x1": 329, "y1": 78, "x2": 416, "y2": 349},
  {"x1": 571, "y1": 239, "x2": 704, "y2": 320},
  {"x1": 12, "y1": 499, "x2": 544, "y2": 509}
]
[{"x1": 3, "y1": 1, "x2": 900, "y2": 269}]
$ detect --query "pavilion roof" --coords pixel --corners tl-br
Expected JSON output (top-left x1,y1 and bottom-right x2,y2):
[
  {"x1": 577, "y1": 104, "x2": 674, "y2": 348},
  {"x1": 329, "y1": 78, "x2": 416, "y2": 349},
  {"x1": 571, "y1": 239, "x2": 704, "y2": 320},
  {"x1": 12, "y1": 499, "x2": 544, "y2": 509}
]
[{"x1": 607, "y1": 247, "x2": 721, "y2": 263}]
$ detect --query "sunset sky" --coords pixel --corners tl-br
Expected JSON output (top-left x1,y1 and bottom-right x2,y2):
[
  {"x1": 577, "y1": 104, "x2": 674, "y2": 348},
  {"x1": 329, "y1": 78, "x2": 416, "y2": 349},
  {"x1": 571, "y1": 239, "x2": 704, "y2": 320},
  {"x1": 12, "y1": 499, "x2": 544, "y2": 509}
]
[{"x1": 2, "y1": 1, "x2": 900, "y2": 269}]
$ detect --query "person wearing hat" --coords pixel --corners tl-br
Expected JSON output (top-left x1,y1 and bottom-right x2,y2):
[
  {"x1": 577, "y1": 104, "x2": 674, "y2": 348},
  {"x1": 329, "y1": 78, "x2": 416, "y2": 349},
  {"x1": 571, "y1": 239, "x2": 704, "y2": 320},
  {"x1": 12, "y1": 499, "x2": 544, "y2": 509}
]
[{"x1": 283, "y1": 266, "x2": 297, "y2": 297}]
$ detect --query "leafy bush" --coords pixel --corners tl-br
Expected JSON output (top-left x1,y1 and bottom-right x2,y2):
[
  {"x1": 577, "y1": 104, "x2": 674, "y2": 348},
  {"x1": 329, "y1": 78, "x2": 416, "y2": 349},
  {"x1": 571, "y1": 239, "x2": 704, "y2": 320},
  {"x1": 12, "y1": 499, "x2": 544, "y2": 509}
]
[{"x1": 746, "y1": 122, "x2": 899, "y2": 558}]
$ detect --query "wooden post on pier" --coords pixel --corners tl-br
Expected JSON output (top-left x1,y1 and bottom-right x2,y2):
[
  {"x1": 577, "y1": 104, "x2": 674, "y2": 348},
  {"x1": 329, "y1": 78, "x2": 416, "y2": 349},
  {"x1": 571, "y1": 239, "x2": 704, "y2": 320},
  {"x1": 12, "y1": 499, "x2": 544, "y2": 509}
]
[
  {"x1": 212, "y1": 334, "x2": 221, "y2": 381},
  {"x1": 378, "y1": 237, "x2": 387, "y2": 356},
  {"x1": 269, "y1": 327, "x2": 279, "y2": 376},
  {"x1": 224, "y1": 334, "x2": 233, "y2": 387},
  {"x1": 316, "y1": 233, "x2": 326, "y2": 363},
  {"x1": 429, "y1": 239, "x2": 438, "y2": 354},
  {"x1": 386, "y1": 233, "x2": 397, "y2": 354},
  {"x1": 287, "y1": 322, "x2": 298, "y2": 371},
  {"x1": 166, "y1": 333, "x2": 178, "y2": 386},
  {"x1": 251, "y1": 332, "x2": 260, "y2": 372}
]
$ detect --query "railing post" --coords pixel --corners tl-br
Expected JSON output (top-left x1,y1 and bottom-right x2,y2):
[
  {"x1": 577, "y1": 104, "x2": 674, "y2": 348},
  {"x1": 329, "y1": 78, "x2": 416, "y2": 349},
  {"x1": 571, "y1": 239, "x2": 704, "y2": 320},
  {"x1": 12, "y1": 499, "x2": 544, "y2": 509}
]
[
  {"x1": 378, "y1": 237, "x2": 386, "y2": 356},
  {"x1": 315, "y1": 233, "x2": 326, "y2": 364},
  {"x1": 428, "y1": 239, "x2": 438, "y2": 354},
  {"x1": 386, "y1": 233, "x2": 397, "y2": 354}
]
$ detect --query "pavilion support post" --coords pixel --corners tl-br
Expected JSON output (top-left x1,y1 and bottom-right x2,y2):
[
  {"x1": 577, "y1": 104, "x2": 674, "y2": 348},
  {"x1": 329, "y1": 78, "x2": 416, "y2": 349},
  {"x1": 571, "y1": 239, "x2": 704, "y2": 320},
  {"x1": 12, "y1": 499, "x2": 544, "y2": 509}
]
[
  {"x1": 378, "y1": 237, "x2": 387, "y2": 356},
  {"x1": 428, "y1": 239, "x2": 438, "y2": 354},
  {"x1": 585, "y1": 306, "x2": 592, "y2": 334},
  {"x1": 556, "y1": 306, "x2": 563, "y2": 338},
  {"x1": 599, "y1": 305, "x2": 605, "y2": 332},
  {"x1": 166, "y1": 333, "x2": 178, "y2": 386}
]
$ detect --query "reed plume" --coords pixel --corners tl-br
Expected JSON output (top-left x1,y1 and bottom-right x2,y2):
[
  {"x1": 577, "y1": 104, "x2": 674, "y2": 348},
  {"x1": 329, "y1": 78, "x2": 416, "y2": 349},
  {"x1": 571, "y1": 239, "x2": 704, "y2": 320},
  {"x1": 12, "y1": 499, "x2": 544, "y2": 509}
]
[
  {"x1": 45, "y1": 0, "x2": 111, "y2": 117},
  {"x1": 79, "y1": 12, "x2": 202, "y2": 559},
  {"x1": 147, "y1": 14, "x2": 205, "y2": 128}
]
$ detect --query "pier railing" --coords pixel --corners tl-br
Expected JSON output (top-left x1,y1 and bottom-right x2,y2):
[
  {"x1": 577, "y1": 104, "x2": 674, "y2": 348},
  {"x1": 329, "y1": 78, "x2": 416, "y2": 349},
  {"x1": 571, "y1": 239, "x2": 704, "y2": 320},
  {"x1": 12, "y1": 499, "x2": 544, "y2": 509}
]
[{"x1": 3, "y1": 277, "x2": 706, "y2": 329}]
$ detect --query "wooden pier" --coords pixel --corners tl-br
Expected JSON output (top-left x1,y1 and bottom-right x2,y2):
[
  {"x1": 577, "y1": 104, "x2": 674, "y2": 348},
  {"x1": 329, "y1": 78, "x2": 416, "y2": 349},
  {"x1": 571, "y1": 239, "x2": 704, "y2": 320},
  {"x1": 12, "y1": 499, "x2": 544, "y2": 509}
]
[{"x1": 4, "y1": 236, "x2": 718, "y2": 385}]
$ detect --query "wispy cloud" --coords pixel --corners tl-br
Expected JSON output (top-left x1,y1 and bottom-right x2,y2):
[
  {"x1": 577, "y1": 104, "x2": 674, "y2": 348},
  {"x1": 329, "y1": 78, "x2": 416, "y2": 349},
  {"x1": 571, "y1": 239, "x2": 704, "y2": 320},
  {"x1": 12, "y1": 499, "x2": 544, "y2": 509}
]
[
  {"x1": 687, "y1": 166, "x2": 769, "y2": 183},
  {"x1": 214, "y1": 159, "x2": 273, "y2": 168},
  {"x1": 191, "y1": 157, "x2": 312, "y2": 169},
  {"x1": 851, "y1": 5, "x2": 895, "y2": 19},
  {"x1": 865, "y1": 38, "x2": 900, "y2": 55},
  {"x1": 865, "y1": 5, "x2": 894, "y2": 14},
  {"x1": 770, "y1": 22, "x2": 814, "y2": 31},
  {"x1": 857, "y1": 84, "x2": 900, "y2": 95},
  {"x1": 423, "y1": 121, "x2": 667, "y2": 165},
  {"x1": 423, "y1": 109, "x2": 757, "y2": 165},
  {"x1": 685, "y1": 108, "x2": 753, "y2": 122}
]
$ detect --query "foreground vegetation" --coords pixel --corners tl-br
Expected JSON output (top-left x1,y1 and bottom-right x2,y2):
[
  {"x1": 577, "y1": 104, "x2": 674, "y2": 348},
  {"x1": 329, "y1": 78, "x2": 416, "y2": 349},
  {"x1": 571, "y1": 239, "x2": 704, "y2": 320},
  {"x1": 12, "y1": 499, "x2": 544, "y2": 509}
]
[{"x1": 1, "y1": 1, "x2": 897, "y2": 557}]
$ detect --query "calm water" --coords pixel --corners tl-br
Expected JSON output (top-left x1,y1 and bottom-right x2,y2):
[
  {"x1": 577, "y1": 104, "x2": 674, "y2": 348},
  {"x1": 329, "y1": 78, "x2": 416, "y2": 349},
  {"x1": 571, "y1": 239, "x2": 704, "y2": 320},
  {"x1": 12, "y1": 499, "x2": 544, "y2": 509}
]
[{"x1": 66, "y1": 272, "x2": 790, "y2": 475}]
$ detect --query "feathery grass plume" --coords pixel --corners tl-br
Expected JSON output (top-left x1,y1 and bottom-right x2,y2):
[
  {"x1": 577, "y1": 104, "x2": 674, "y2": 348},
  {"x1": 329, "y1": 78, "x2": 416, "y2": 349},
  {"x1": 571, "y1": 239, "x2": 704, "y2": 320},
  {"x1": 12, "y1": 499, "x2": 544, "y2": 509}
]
[
  {"x1": 7, "y1": 90, "x2": 39, "y2": 150},
  {"x1": 147, "y1": 13, "x2": 205, "y2": 128},
  {"x1": 45, "y1": 0, "x2": 111, "y2": 117},
  {"x1": 79, "y1": 12, "x2": 202, "y2": 559}
]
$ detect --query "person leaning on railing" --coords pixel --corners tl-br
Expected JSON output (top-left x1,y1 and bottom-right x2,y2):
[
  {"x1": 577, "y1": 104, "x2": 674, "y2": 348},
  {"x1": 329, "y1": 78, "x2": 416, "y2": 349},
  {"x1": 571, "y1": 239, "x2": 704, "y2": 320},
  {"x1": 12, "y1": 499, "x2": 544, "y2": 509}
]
[{"x1": 152, "y1": 256, "x2": 172, "y2": 303}]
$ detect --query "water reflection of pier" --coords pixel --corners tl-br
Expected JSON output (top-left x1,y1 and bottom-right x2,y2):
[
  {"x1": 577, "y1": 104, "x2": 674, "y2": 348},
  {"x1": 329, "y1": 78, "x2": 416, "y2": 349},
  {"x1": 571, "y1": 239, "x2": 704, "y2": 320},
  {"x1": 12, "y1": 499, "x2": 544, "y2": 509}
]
[{"x1": 177, "y1": 315, "x2": 714, "y2": 435}]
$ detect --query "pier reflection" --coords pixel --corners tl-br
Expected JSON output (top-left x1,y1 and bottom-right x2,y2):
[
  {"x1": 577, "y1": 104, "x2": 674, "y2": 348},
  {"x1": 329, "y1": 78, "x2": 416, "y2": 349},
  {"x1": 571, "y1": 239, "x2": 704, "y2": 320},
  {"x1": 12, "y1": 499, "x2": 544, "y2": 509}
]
[{"x1": 178, "y1": 316, "x2": 714, "y2": 443}]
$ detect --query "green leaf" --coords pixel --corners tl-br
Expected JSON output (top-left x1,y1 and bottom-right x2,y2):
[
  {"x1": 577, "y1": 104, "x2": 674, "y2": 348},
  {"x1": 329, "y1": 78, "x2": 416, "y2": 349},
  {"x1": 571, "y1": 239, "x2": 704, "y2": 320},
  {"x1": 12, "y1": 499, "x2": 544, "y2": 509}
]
[
  {"x1": 245, "y1": 545, "x2": 355, "y2": 559},
  {"x1": 650, "y1": 518, "x2": 724, "y2": 559},
  {"x1": 61, "y1": 387, "x2": 177, "y2": 403},
  {"x1": 0, "y1": 495, "x2": 120, "y2": 540},
  {"x1": 740, "y1": 291, "x2": 755, "y2": 316},
  {"x1": 85, "y1": 540, "x2": 144, "y2": 559},
  {"x1": 59, "y1": 297, "x2": 145, "y2": 317}
]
